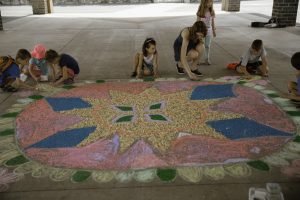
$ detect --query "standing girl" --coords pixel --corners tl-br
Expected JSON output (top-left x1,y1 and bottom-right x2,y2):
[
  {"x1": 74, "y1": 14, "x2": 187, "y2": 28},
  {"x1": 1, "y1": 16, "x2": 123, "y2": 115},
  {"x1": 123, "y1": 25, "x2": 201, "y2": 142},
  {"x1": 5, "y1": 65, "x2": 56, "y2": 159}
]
[
  {"x1": 197, "y1": 0, "x2": 216, "y2": 65},
  {"x1": 131, "y1": 38, "x2": 159, "y2": 78}
]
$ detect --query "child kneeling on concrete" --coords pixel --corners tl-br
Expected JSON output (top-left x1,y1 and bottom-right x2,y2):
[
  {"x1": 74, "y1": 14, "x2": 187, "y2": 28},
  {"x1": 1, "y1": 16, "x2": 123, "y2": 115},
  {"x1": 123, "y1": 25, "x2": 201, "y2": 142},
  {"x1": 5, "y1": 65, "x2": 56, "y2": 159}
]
[
  {"x1": 236, "y1": 39, "x2": 269, "y2": 79},
  {"x1": 45, "y1": 50, "x2": 80, "y2": 86},
  {"x1": 287, "y1": 52, "x2": 300, "y2": 99},
  {"x1": 0, "y1": 54, "x2": 36, "y2": 92}
]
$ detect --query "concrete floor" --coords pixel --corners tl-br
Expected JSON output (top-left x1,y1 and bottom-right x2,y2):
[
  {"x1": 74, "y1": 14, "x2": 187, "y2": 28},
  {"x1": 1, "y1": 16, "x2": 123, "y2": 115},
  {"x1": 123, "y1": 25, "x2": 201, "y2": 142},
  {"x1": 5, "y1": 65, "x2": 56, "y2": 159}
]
[{"x1": 0, "y1": 1, "x2": 300, "y2": 199}]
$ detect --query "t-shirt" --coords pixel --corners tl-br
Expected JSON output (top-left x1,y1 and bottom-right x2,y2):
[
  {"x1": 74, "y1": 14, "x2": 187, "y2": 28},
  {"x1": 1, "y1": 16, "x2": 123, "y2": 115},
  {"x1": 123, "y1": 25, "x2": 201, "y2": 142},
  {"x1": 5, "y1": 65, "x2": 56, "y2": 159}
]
[
  {"x1": 59, "y1": 54, "x2": 80, "y2": 74},
  {"x1": 200, "y1": 10, "x2": 215, "y2": 36},
  {"x1": 29, "y1": 58, "x2": 47, "y2": 70},
  {"x1": 0, "y1": 63, "x2": 20, "y2": 85},
  {"x1": 241, "y1": 47, "x2": 267, "y2": 67}
]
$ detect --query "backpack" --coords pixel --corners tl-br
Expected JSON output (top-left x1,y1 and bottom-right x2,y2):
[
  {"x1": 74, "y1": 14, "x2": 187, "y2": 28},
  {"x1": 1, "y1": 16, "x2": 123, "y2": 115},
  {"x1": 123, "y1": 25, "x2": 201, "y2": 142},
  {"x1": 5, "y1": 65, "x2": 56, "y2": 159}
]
[
  {"x1": 0, "y1": 56, "x2": 14, "y2": 73},
  {"x1": 251, "y1": 17, "x2": 286, "y2": 28}
]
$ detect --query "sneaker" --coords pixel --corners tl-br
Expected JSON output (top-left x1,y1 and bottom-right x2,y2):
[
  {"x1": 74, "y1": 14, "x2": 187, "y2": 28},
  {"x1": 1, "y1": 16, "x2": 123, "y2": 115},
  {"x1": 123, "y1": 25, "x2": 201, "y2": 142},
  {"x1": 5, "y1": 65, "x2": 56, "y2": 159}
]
[
  {"x1": 131, "y1": 71, "x2": 137, "y2": 78},
  {"x1": 191, "y1": 69, "x2": 203, "y2": 77},
  {"x1": 176, "y1": 63, "x2": 185, "y2": 75}
]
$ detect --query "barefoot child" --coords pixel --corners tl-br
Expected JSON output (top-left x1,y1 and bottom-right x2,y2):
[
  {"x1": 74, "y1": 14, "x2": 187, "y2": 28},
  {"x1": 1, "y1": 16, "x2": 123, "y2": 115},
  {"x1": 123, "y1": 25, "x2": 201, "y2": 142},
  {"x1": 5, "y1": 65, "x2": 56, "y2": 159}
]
[
  {"x1": 131, "y1": 37, "x2": 159, "y2": 78},
  {"x1": 45, "y1": 49, "x2": 80, "y2": 86},
  {"x1": 0, "y1": 54, "x2": 37, "y2": 92}
]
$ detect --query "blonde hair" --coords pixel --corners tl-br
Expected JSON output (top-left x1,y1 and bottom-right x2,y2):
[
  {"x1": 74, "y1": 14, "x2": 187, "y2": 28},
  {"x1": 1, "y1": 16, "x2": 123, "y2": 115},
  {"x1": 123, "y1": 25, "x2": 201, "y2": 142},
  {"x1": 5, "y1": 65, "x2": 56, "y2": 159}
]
[{"x1": 197, "y1": 0, "x2": 215, "y2": 18}]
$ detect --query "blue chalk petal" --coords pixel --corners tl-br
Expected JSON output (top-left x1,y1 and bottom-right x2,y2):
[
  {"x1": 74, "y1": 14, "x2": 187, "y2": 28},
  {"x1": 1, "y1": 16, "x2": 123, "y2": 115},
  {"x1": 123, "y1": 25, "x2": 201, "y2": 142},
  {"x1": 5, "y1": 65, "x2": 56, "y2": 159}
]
[
  {"x1": 191, "y1": 84, "x2": 235, "y2": 100},
  {"x1": 206, "y1": 117, "x2": 293, "y2": 140},
  {"x1": 46, "y1": 97, "x2": 92, "y2": 111},
  {"x1": 28, "y1": 126, "x2": 96, "y2": 148}
]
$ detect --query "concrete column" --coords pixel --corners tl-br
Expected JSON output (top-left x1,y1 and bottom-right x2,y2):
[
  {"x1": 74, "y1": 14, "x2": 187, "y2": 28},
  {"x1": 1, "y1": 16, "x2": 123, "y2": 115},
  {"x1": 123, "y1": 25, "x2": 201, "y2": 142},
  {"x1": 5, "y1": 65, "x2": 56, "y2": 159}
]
[
  {"x1": 222, "y1": 0, "x2": 240, "y2": 12},
  {"x1": 31, "y1": 0, "x2": 47, "y2": 14},
  {"x1": 272, "y1": 0, "x2": 299, "y2": 26},
  {"x1": 0, "y1": 11, "x2": 3, "y2": 31},
  {"x1": 47, "y1": 0, "x2": 54, "y2": 13},
  {"x1": 31, "y1": 0, "x2": 53, "y2": 14}
]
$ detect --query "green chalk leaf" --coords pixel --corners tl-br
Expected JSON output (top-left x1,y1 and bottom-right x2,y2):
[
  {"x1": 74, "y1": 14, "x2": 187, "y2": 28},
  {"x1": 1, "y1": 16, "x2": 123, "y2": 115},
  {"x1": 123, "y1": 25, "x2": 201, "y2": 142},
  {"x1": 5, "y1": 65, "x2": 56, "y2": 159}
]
[
  {"x1": 116, "y1": 106, "x2": 133, "y2": 111},
  {"x1": 247, "y1": 160, "x2": 270, "y2": 171},
  {"x1": 5, "y1": 155, "x2": 29, "y2": 166},
  {"x1": 143, "y1": 77, "x2": 155, "y2": 82},
  {"x1": 149, "y1": 114, "x2": 167, "y2": 121},
  {"x1": 1, "y1": 112, "x2": 18, "y2": 118},
  {"x1": 150, "y1": 103, "x2": 162, "y2": 110},
  {"x1": 267, "y1": 93, "x2": 279, "y2": 98},
  {"x1": 237, "y1": 81, "x2": 247, "y2": 85},
  {"x1": 116, "y1": 115, "x2": 134, "y2": 123},
  {"x1": 28, "y1": 95, "x2": 44, "y2": 100},
  {"x1": 0, "y1": 129, "x2": 14, "y2": 136},
  {"x1": 293, "y1": 136, "x2": 300, "y2": 143},
  {"x1": 96, "y1": 80, "x2": 105, "y2": 83},
  {"x1": 157, "y1": 169, "x2": 176, "y2": 182},
  {"x1": 287, "y1": 111, "x2": 300, "y2": 117},
  {"x1": 72, "y1": 171, "x2": 91, "y2": 182}
]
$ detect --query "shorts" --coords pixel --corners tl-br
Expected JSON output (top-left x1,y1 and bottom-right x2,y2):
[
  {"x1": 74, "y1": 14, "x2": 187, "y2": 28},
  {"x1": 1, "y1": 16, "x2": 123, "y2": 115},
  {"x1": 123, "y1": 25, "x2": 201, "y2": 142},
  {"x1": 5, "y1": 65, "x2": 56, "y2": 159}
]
[
  {"x1": 142, "y1": 62, "x2": 154, "y2": 74},
  {"x1": 56, "y1": 68, "x2": 76, "y2": 84},
  {"x1": 238, "y1": 61, "x2": 263, "y2": 73},
  {"x1": 174, "y1": 40, "x2": 198, "y2": 62}
]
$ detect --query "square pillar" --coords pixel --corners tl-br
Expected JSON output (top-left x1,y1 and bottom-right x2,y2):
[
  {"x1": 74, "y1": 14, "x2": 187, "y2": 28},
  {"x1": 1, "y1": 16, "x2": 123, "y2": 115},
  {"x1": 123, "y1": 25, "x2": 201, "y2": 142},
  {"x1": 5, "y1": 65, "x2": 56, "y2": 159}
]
[
  {"x1": 0, "y1": 11, "x2": 3, "y2": 31},
  {"x1": 272, "y1": 0, "x2": 299, "y2": 26},
  {"x1": 47, "y1": 0, "x2": 54, "y2": 13},
  {"x1": 32, "y1": 0, "x2": 53, "y2": 14},
  {"x1": 222, "y1": 0, "x2": 240, "y2": 12}
]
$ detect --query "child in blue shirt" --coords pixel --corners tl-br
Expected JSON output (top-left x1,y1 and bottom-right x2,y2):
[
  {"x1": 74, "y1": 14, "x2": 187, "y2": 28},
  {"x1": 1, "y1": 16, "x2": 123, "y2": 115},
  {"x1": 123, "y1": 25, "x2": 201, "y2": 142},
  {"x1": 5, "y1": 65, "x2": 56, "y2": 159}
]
[{"x1": 0, "y1": 51, "x2": 36, "y2": 92}]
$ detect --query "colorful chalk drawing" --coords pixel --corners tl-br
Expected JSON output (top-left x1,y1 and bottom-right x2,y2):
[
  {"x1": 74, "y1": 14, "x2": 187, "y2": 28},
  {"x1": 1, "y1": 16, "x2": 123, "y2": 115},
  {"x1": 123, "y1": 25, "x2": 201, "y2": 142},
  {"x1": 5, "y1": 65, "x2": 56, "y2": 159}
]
[{"x1": 1, "y1": 76, "x2": 300, "y2": 191}]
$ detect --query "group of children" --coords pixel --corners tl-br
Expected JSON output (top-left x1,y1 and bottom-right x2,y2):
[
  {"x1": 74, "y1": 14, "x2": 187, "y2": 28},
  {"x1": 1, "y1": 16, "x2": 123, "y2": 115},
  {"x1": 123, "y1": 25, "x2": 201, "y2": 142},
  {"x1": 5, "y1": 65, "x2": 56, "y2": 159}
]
[
  {"x1": 132, "y1": 0, "x2": 268, "y2": 81},
  {"x1": 1, "y1": 0, "x2": 299, "y2": 101},
  {"x1": 0, "y1": 44, "x2": 79, "y2": 92},
  {"x1": 130, "y1": 0, "x2": 300, "y2": 100}
]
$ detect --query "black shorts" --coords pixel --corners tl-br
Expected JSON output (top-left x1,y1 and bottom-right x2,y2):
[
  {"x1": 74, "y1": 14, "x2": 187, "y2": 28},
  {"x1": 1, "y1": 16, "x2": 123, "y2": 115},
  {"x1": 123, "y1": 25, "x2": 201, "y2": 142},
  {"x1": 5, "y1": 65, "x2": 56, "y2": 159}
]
[
  {"x1": 238, "y1": 61, "x2": 263, "y2": 73},
  {"x1": 173, "y1": 40, "x2": 198, "y2": 62}
]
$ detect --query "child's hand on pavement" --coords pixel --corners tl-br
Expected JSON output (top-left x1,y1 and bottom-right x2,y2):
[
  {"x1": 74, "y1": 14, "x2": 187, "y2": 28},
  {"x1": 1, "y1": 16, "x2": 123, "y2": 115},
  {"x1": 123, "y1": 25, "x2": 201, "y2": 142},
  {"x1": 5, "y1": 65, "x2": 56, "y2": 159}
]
[{"x1": 189, "y1": 73, "x2": 200, "y2": 81}]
